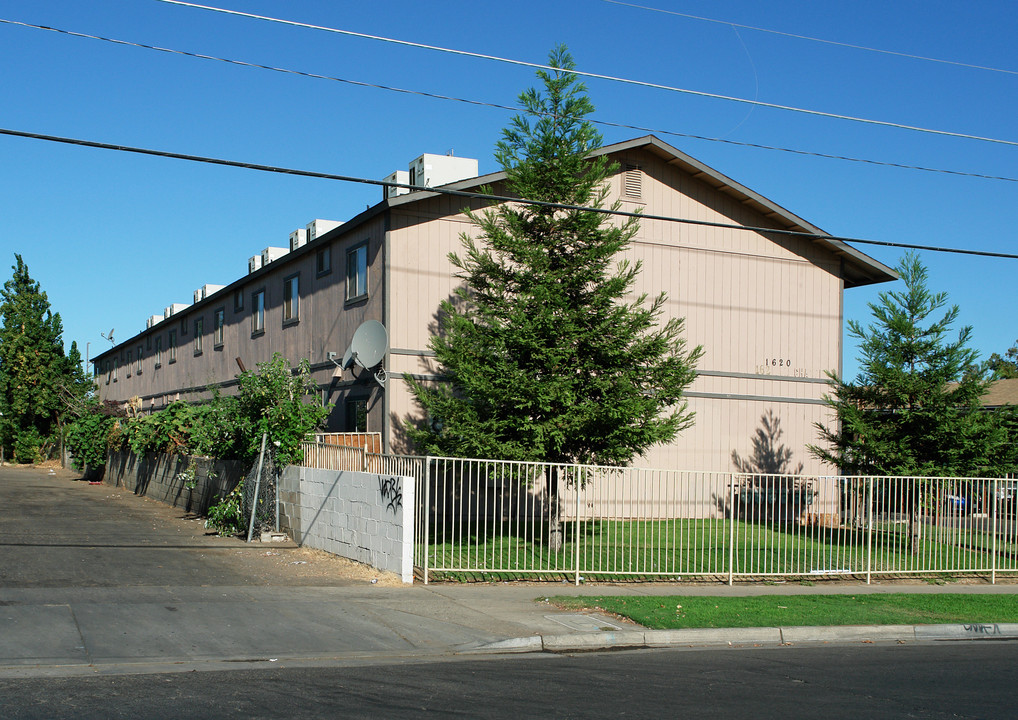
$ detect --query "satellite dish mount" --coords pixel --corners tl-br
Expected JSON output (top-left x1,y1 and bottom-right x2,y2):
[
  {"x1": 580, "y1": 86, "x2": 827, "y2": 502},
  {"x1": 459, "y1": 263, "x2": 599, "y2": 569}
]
[{"x1": 334, "y1": 320, "x2": 388, "y2": 388}]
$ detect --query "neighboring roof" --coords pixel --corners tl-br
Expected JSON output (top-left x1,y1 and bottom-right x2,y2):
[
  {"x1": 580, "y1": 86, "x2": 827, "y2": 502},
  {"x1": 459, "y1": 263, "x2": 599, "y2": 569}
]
[
  {"x1": 983, "y1": 378, "x2": 1018, "y2": 408},
  {"x1": 396, "y1": 135, "x2": 897, "y2": 289}
]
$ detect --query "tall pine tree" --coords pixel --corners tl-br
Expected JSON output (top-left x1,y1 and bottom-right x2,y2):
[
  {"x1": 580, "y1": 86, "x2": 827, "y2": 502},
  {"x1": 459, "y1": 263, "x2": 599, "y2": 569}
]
[
  {"x1": 0, "y1": 255, "x2": 79, "y2": 462},
  {"x1": 406, "y1": 47, "x2": 702, "y2": 467}
]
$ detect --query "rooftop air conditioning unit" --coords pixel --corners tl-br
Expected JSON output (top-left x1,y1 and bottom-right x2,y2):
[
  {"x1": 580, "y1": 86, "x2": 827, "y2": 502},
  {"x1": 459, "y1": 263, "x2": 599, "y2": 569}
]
[
  {"x1": 248, "y1": 255, "x2": 263, "y2": 274},
  {"x1": 407, "y1": 153, "x2": 478, "y2": 191},
  {"x1": 163, "y1": 303, "x2": 189, "y2": 319},
  {"x1": 289, "y1": 228, "x2": 308, "y2": 252},
  {"x1": 382, "y1": 170, "x2": 410, "y2": 200},
  {"x1": 306, "y1": 219, "x2": 341, "y2": 242},
  {"x1": 193, "y1": 284, "x2": 226, "y2": 304},
  {"x1": 261, "y1": 247, "x2": 288, "y2": 266},
  {"x1": 146, "y1": 314, "x2": 162, "y2": 329}
]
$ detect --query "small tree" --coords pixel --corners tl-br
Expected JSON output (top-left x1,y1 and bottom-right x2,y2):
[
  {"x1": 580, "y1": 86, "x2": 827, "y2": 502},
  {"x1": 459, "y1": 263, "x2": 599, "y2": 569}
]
[
  {"x1": 983, "y1": 340, "x2": 1018, "y2": 380},
  {"x1": 406, "y1": 47, "x2": 702, "y2": 549},
  {"x1": 811, "y1": 252, "x2": 1008, "y2": 547},
  {"x1": 811, "y1": 252, "x2": 1004, "y2": 477},
  {"x1": 234, "y1": 353, "x2": 330, "y2": 466},
  {"x1": 0, "y1": 255, "x2": 75, "y2": 462}
]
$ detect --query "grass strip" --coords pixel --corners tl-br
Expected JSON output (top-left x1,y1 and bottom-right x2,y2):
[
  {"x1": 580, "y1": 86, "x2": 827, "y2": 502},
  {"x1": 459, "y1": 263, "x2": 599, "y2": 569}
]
[{"x1": 546, "y1": 593, "x2": 1018, "y2": 629}]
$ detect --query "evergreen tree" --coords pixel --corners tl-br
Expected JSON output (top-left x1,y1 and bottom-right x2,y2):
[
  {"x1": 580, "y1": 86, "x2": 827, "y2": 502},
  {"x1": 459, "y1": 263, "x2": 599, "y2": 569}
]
[
  {"x1": 0, "y1": 255, "x2": 73, "y2": 462},
  {"x1": 810, "y1": 252, "x2": 1007, "y2": 477},
  {"x1": 406, "y1": 47, "x2": 702, "y2": 468},
  {"x1": 983, "y1": 340, "x2": 1018, "y2": 380}
]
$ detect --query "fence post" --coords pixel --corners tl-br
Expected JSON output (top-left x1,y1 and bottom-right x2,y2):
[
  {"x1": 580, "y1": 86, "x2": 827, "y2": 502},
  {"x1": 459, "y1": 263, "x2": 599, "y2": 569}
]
[
  {"x1": 991, "y1": 477, "x2": 998, "y2": 585},
  {"x1": 728, "y1": 474, "x2": 736, "y2": 586},
  {"x1": 574, "y1": 467, "x2": 582, "y2": 586},
  {"x1": 866, "y1": 477, "x2": 873, "y2": 585},
  {"x1": 423, "y1": 456, "x2": 432, "y2": 585}
]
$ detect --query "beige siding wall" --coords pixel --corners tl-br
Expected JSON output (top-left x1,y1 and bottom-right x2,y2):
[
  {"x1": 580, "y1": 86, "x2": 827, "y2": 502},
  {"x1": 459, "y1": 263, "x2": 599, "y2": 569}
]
[{"x1": 387, "y1": 148, "x2": 842, "y2": 474}]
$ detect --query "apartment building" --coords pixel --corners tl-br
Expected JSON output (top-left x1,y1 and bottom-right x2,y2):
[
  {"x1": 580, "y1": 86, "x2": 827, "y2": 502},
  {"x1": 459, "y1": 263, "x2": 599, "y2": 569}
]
[{"x1": 93, "y1": 136, "x2": 896, "y2": 473}]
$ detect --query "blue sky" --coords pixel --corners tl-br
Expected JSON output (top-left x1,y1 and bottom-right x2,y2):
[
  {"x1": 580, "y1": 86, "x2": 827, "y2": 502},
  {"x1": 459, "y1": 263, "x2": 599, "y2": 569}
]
[{"x1": 1, "y1": 0, "x2": 1015, "y2": 380}]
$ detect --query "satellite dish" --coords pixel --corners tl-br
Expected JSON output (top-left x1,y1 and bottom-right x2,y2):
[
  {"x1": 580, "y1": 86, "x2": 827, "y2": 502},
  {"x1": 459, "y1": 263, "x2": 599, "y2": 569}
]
[{"x1": 340, "y1": 320, "x2": 388, "y2": 371}]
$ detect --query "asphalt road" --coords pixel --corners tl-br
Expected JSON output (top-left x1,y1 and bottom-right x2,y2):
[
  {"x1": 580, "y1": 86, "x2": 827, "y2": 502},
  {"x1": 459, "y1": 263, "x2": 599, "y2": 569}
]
[{"x1": 5, "y1": 643, "x2": 1018, "y2": 720}]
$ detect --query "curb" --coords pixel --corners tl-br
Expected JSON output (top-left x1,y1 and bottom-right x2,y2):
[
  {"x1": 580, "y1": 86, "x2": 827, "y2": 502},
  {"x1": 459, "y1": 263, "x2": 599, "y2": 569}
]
[{"x1": 466, "y1": 623, "x2": 1018, "y2": 654}]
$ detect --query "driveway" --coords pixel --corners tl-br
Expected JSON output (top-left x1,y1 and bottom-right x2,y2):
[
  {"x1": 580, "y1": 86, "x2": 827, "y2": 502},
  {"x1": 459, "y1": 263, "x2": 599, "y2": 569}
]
[{"x1": 0, "y1": 465, "x2": 524, "y2": 675}]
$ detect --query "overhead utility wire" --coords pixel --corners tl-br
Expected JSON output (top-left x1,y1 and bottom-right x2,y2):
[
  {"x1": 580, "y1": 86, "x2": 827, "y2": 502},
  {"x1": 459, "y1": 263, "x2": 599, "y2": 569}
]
[
  {"x1": 7, "y1": 18, "x2": 1014, "y2": 185},
  {"x1": 152, "y1": 0, "x2": 1018, "y2": 150},
  {"x1": 603, "y1": 0, "x2": 1018, "y2": 77},
  {"x1": 2, "y1": 125, "x2": 1015, "y2": 261}
]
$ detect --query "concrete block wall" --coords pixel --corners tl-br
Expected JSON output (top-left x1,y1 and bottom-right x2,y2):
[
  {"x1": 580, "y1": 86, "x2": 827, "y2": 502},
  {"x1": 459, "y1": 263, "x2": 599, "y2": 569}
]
[
  {"x1": 104, "y1": 450, "x2": 247, "y2": 515},
  {"x1": 279, "y1": 466, "x2": 415, "y2": 583}
]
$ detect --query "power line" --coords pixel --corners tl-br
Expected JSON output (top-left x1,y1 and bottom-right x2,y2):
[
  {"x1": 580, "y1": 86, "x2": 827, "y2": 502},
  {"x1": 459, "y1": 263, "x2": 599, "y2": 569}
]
[
  {"x1": 6, "y1": 17, "x2": 1016, "y2": 185},
  {"x1": 152, "y1": 0, "x2": 1018, "y2": 150},
  {"x1": 603, "y1": 0, "x2": 1018, "y2": 77},
  {"x1": 2, "y1": 125, "x2": 1016, "y2": 260}
]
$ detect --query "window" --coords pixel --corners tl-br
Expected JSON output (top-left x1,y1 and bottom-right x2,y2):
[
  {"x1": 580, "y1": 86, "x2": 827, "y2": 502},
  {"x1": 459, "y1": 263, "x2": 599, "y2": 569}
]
[
  {"x1": 180, "y1": 318, "x2": 187, "y2": 336},
  {"x1": 146, "y1": 335, "x2": 151, "y2": 351},
  {"x1": 136, "y1": 345, "x2": 143, "y2": 374},
  {"x1": 346, "y1": 242, "x2": 368, "y2": 301},
  {"x1": 283, "y1": 273, "x2": 299, "y2": 324},
  {"x1": 345, "y1": 397, "x2": 368, "y2": 432},
  {"x1": 168, "y1": 329, "x2": 177, "y2": 363},
  {"x1": 234, "y1": 289, "x2": 244, "y2": 313},
  {"x1": 316, "y1": 246, "x2": 332, "y2": 276},
  {"x1": 213, "y1": 308, "x2": 225, "y2": 348},
  {"x1": 126, "y1": 350, "x2": 133, "y2": 377},
  {"x1": 193, "y1": 317, "x2": 203, "y2": 355},
  {"x1": 155, "y1": 336, "x2": 163, "y2": 367},
  {"x1": 251, "y1": 289, "x2": 265, "y2": 335},
  {"x1": 113, "y1": 358, "x2": 118, "y2": 382}
]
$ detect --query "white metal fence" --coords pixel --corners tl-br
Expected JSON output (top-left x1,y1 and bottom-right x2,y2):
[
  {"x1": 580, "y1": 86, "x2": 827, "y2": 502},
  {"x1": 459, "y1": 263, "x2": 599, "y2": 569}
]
[{"x1": 298, "y1": 443, "x2": 1018, "y2": 584}]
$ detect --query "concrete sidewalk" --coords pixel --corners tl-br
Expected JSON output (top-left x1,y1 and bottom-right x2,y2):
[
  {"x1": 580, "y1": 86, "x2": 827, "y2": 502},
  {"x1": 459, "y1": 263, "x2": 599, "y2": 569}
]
[{"x1": 2, "y1": 465, "x2": 1017, "y2": 677}]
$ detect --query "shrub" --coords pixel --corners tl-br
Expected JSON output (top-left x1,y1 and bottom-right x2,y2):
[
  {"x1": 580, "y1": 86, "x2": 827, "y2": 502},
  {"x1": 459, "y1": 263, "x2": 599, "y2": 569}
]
[{"x1": 13, "y1": 426, "x2": 42, "y2": 464}]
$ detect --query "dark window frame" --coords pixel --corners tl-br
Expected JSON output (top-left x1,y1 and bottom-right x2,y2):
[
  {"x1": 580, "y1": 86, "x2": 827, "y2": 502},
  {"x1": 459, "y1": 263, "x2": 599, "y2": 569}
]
[
  {"x1": 213, "y1": 307, "x2": 225, "y2": 348},
  {"x1": 283, "y1": 272, "x2": 300, "y2": 325},
  {"x1": 251, "y1": 288, "x2": 266, "y2": 336},
  {"x1": 345, "y1": 241, "x2": 368, "y2": 303}
]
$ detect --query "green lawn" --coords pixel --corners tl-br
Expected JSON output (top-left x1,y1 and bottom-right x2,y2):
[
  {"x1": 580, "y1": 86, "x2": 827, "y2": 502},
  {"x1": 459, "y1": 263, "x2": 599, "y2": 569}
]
[
  {"x1": 418, "y1": 517, "x2": 1018, "y2": 581},
  {"x1": 547, "y1": 593, "x2": 1018, "y2": 629}
]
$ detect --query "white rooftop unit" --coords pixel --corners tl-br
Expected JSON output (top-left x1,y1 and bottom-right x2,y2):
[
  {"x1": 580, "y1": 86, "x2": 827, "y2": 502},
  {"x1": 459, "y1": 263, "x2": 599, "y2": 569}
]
[
  {"x1": 382, "y1": 170, "x2": 410, "y2": 200},
  {"x1": 193, "y1": 284, "x2": 226, "y2": 304},
  {"x1": 248, "y1": 255, "x2": 263, "y2": 274},
  {"x1": 289, "y1": 228, "x2": 308, "y2": 252},
  {"x1": 407, "y1": 153, "x2": 478, "y2": 191},
  {"x1": 261, "y1": 246, "x2": 289, "y2": 266},
  {"x1": 306, "y1": 219, "x2": 341, "y2": 242},
  {"x1": 146, "y1": 314, "x2": 163, "y2": 329},
  {"x1": 163, "y1": 303, "x2": 189, "y2": 319}
]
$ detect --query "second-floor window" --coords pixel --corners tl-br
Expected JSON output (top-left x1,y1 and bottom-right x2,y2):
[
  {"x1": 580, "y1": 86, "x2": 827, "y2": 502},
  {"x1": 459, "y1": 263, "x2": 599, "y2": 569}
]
[
  {"x1": 214, "y1": 308, "x2": 225, "y2": 347},
  {"x1": 283, "y1": 274, "x2": 299, "y2": 323},
  {"x1": 168, "y1": 329, "x2": 177, "y2": 363},
  {"x1": 346, "y1": 242, "x2": 367, "y2": 301},
  {"x1": 193, "y1": 317, "x2": 203, "y2": 355},
  {"x1": 252, "y1": 289, "x2": 265, "y2": 334},
  {"x1": 136, "y1": 345, "x2": 143, "y2": 374},
  {"x1": 155, "y1": 336, "x2": 163, "y2": 367}
]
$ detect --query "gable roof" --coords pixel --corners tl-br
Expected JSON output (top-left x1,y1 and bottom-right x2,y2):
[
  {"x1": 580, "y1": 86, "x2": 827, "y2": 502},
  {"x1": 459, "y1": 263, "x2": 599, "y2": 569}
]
[
  {"x1": 396, "y1": 135, "x2": 897, "y2": 289},
  {"x1": 983, "y1": 378, "x2": 1018, "y2": 408}
]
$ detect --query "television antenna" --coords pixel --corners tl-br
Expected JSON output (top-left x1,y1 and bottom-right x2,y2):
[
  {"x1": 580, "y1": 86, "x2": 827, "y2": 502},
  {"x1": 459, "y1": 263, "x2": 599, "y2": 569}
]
[{"x1": 333, "y1": 320, "x2": 388, "y2": 388}]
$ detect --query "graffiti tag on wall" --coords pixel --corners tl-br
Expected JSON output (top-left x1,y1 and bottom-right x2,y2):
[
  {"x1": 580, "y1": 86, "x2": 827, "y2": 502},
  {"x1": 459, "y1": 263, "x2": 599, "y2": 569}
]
[{"x1": 378, "y1": 476, "x2": 403, "y2": 514}]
